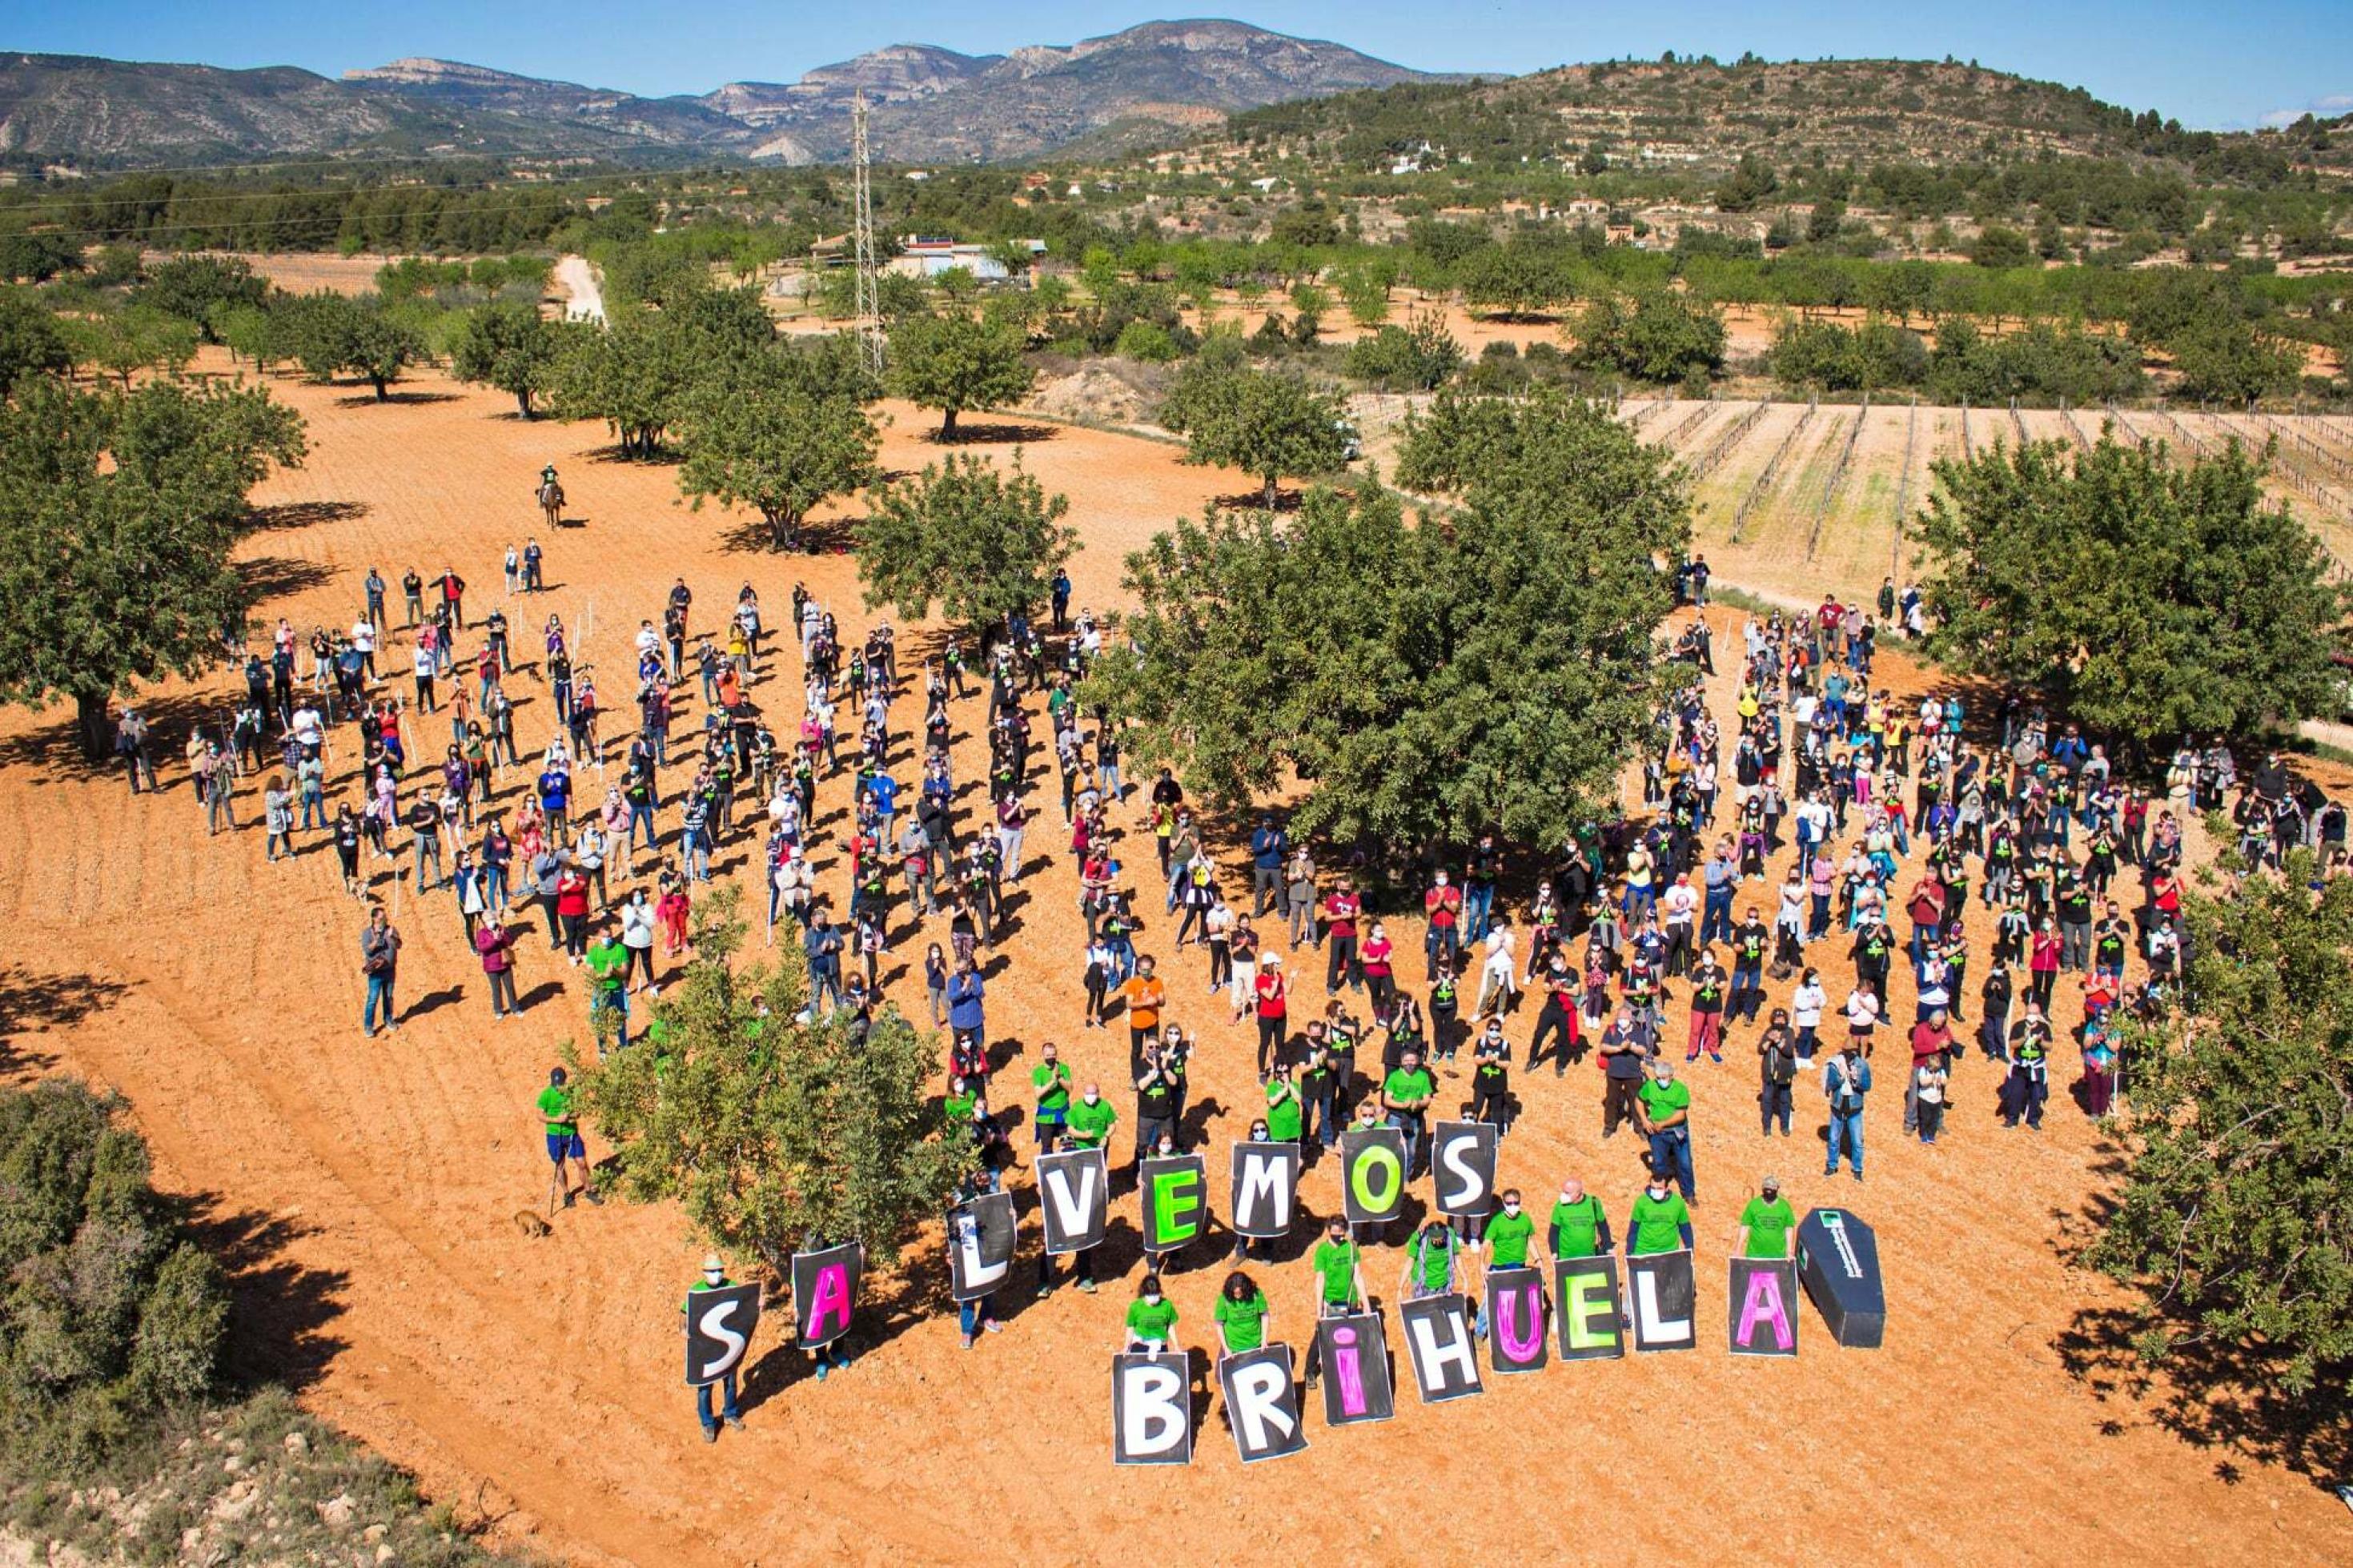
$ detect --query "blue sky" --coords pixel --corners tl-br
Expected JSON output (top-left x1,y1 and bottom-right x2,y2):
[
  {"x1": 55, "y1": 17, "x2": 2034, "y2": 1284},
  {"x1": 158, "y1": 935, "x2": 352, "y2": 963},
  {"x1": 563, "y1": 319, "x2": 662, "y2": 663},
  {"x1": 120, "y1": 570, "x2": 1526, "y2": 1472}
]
[{"x1": 6, "y1": 1, "x2": 2347, "y2": 130}]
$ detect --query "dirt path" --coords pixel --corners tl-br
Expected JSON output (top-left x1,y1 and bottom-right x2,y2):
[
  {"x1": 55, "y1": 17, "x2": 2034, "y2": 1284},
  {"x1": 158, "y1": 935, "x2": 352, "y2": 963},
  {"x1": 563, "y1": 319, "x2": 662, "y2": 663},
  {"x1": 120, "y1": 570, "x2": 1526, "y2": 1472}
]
[
  {"x1": 554, "y1": 256, "x2": 605, "y2": 324},
  {"x1": 2, "y1": 353, "x2": 2347, "y2": 1566}
]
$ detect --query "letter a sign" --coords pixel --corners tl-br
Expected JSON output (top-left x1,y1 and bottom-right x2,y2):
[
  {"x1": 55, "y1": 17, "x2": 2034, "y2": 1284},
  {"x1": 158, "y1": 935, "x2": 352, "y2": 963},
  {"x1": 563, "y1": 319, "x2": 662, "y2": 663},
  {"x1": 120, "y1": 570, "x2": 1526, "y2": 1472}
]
[
  {"x1": 1111, "y1": 1353, "x2": 1194, "y2": 1465},
  {"x1": 684, "y1": 1282, "x2": 761, "y2": 1387},
  {"x1": 789, "y1": 1243, "x2": 861, "y2": 1350}
]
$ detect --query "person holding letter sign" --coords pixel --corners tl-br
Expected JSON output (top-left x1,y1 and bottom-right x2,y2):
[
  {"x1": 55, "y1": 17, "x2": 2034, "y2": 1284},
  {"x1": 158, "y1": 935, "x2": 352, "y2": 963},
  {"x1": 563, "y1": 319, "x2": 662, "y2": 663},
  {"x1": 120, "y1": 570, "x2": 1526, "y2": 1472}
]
[
  {"x1": 1126, "y1": 1273, "x2": 1182, "y2": 1357},
  {"x1": 1301, "y1": 1217, "x2": 1367, "y2": 1390},
  {"x1": 682, "y1": 1255, "x2": 745, "y2": 1442},
  {"x1": 1215, "y1": 1270, "x2": 1273, "y2": 1353},
  {"x1": 1550, "y1": 1177, "x2": 1613, "y2": 1259}
]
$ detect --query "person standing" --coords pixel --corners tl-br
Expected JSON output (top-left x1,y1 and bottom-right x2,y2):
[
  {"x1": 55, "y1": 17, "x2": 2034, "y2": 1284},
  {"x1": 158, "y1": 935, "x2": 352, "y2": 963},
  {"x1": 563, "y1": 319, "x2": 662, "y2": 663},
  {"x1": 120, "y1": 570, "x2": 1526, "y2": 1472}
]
[
  {"x1": 2002, "y1": 1003, "x2": 2054, "y2": 1130},
  {"x1": 1598, "y1": 1005, "x2": 1648, "y2": 1139},
  {"x1": 1321, "y1": 879, "x2": 1362, "y2": 991},
  {"x1": 1038, "y1": 1084, "x2": 1114, "y2": 1297},
  {"x1": 1031, "y1": 1041, "x2": 1072, "y2": 1153},
  {"x1": 1382, "y1": 1046, "x2": 1437, "y2": 1177},
  {"x1": 1118, "y1": 956, "x2": 1166, "y2": 1073},
  {"x1": 1736, "y1": 1176, "x2": 1794, "y2": 1258},
  {"x1": 1253, "y1": 952, "x2": 1290, "y2": 1079},
  {"x1": 1636, "y1": 1060, "x2": 1696, "y2": 1203},
  {"x1": 1133, "y1": 1044, "x2": 1180, "y2": 1171},
  {"x1": 476, "y1": 914, "x2": 524, "y2": 1019},
  {"x1": 1548, "y1": 1177, "x2": 1612, "y2": 1259},
  {"x1": 1215, "y1": 1270, "x2": 1273, "y2": 1356},
  {"x1": 1483, "y1": 1188, "x2": 1535, "y2": 1273},
  {"x1": 685, "y1": 1255, "x2": 744, "y2": 1441},
  {"x1": 1757, "y1": 1008, "x2": 1798, "y2": 1137},
  {"x1": 586, "y1": 923, "x2": 630, "y2": 1049},
  {"x1": 1904, "y1": 1009, "x2": 1954, "y2": 1135},
  {"x1": 536, "y1": 1066, "x2": 600, "y2": 1212},
  {"x1": 1249, "y1": 815, "x2": 1287, "y2": 917},
  {"x1": 1824, "y1": 1037, "x2": 1873, "y2": 1181},
  {"x1": 1301, "y1": 1217, "x2": 1366, "y2": 1390},
  {"x1": 1124, "y1": 1273, "x2": 1180, "y2": 1358},
  {"x1": 1627, "y1": 1175, "x2": 1694, "y2": 1257},
  {"x1": 359, "y1": 907, "x2": 402, "y2": 1037}
]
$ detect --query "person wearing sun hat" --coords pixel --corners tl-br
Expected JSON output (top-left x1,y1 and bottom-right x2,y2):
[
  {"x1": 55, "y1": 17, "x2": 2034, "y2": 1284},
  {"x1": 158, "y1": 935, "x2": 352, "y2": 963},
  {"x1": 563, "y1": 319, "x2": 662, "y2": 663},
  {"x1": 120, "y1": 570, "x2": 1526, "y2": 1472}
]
[{"x1": 683, "y1": 1253, "x2": 744, "y2": 1442}]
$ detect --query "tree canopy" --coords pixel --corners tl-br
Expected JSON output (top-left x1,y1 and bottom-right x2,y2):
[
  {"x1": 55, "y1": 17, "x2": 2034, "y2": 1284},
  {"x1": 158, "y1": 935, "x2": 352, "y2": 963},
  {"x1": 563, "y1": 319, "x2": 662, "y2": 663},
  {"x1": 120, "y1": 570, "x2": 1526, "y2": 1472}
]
[
  {"x1": 450, "y1": 300, "x2": 568, "y2": 418},
  {"x1": 1159, "y1": 362, "x2": 1351, "y2": 508},
  {"x1": 0, "y1": 375, "x2": 306, "y2": 754},
  {"x1": 677, "y1": 351, "x2": 881, "y2": 550},
  {"x1": 570, "y1": 888, "x2": 970, "y2": 1276},
  {"x1": 2090, "y1": 851, "x2": 2353, "y2": 1401},
  {"x1": 1912, "y1": 435, "x2": 2347, "y2": 746},
  {"x1": 1568, "y1": 287, "x2": 1727, "y2": 388},
  {"x1": 1088, "y1": 395, "x2": 1689, "y2": 847},
  {"x1": 885, "y1": 311, "x2": 1034, "y2": 439},
  {"x1": 857, "y1": 451, "x2": 1076, "y2": 631}
]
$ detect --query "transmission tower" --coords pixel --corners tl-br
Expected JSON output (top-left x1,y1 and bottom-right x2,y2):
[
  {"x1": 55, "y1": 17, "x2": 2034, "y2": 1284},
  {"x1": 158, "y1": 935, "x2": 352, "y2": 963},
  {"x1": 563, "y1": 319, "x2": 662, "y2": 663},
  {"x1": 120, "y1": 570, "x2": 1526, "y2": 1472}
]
[{"x1": 850, "y1": 90, "x2": 884, "y2": 378}]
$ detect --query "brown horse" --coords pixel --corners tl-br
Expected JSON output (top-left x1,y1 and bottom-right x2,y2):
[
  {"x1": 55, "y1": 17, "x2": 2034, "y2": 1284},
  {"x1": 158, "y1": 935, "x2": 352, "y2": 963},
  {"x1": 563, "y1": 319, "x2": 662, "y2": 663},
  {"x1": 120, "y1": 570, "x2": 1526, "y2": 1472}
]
[{"x1": 536, "y1": 479, "x2": 564, "y2": 529}]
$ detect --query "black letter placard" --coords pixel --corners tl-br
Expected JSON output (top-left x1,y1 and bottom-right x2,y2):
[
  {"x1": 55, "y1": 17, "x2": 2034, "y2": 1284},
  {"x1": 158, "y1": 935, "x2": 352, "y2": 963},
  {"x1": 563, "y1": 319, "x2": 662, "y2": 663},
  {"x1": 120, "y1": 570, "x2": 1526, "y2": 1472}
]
[
  {"x1": 1628, "y1": 1250, "x2": 1697, "y2": 1352},
  {"x1": 1484, "y1": 1265, "x2": 1548, "y2": 1374},
  {"x1": 1230, "y1": 1141, "x2": 1300, "y2": 1239},
  {"x1": 1340, "y1": 1127, "x2": 1407, "y2": 1225},
  {"x1": 1554, "y1": 1255, "x2": 1626, "y2": 1361},
  {"x1": 1314, "y1": 1312, "x2": 1395, "y2": 1426},
  {"x1": 1430, "y1": 1121, "x2": 1497, "y2": 1217},
  {"x1": 1399, "y1": 1293, "x2": 1484, "y2": 1403},
  {"x1": 1037, "y1": 1147, "x2": 1109, "y2": 1254},
  {"x1": 1729, "y1": 1257, "x2": 1801, "y2": 1357},
  {"x1": 1111, "y1": 1353, "x2": 1194, "y2": 1465},
  {"x1": 1219, "y1": 1345, "x2": 1307, "y2": 1462},
  {"x1": 948, "y1": 1191, "x2": 1017, "y2": 1302},
  {"x1": 1139, "y1": 1154, "x2": 1208, "y2": 1252},
  {"x1": 789, "y1": 1243, "x2": 861, "y2": 1349},
  {"x1": 683, "y1": 1282, "x2": 761, "y2": 1387}
]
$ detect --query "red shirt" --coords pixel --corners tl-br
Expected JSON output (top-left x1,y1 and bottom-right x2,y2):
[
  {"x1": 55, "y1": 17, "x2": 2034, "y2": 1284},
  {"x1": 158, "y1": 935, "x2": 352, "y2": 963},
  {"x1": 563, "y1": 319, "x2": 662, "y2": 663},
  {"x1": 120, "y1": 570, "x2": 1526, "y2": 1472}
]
[
  {"x1": 556, "y1": 872, "x2": 591, "y2": 918},
  {"x1": 1360, "y1": 937, "x2": 1392, "y2": 976},
  {"x1": 1909, "y1": 1020, "x2": 1950, "y2": 1067},
  {"x1": 1322, "y1": 892, "x2": 1360, "y2": 939},
  {"x1": 1255, "y1": 971, "x2": 1287, "y2": 1019},
  {"x1": 1424, "y1": 886, "x2": 1461, "y2": 928}
]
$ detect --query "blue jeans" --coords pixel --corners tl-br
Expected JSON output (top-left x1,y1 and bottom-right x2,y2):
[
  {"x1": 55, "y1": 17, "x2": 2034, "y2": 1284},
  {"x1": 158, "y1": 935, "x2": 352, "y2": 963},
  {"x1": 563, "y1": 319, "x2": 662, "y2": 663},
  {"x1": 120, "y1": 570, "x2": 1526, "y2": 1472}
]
[
  {"x1": 628, "y1": 804, "x2": 657, "y2": 851},
  {"x1": 300, "y1": 788, "x2": 326, "y2": 829},
  {"x1": 363, "y1": 972, "x2": 396, "y2": 1035},
  {"x1": 696, "y1": 1371, "x2": 740, "y2": 1434},
  {"x1": 1461, "y1": 884, "x2": 1495, "y2": 944},
  {"x1": 1387, "y1": 1111, "x2": 1426, "y2": 1177},
  {"x1": 1828, "y1": 1110, "x2": 1865, "y2": 1174},
  {"x1": 1701, "y1": 890, "x2": 1733, "y2": 947},
  {"x1": 810, "y1": 964, "x2": 843, "y2": 1012},
  {"x1": 1647, "y1": 1127, "x2": 1694, "y2": 1200},
  {"x1": 958, "y1": 1297, "x2": 995, "y2": 1337}
]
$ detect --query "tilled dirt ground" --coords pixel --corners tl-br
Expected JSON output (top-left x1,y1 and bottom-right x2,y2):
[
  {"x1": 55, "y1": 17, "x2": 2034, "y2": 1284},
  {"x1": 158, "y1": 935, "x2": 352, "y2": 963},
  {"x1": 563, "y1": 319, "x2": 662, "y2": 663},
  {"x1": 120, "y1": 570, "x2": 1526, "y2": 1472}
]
[{"x1": 4, "y1": 352, "x2": 2349, "y2": 1566}]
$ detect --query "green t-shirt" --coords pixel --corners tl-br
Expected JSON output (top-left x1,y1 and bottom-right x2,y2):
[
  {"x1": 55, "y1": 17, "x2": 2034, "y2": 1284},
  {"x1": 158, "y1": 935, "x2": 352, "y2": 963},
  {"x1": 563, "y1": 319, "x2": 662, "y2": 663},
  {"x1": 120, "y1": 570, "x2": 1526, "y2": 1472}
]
[
  {"x1": 1639, "y1": 1077, "x2": 1692, "y2": 1126},
  {"x1": 945, "y1": 1087, "x2": 978, "y2": 1124},
  {"x1": 1628, "y1": 1191, "x2": 1692, "y2": 1255},
  {"x1": 1032, "y1": 1061, "x2": 1072, "y2": 1113},
  {"x1": 586, "y1": 940, "x2": 628, "y2": 996},
  {"x1": 1740, "y1": 1194, "x2": 1797, "y2": 1259},
  {"x1": 1066, "y1": 1097, "x2": 1117, "y2": 1148},
  {"x1": 1484, "y1": 1208, "x2": 1536, "y2": 1267},
  {"x1": 1266, "y1": 1082, "x2": 1303, "y2": 1142},
  {"x1": 1311, "y1": 1238, "x2": 1361, "y2": 1305},
  {"x1": 1408, "y1": 1229, "x2": 1456, "y2": 1290},
  {"x1": 1550, "y1": 1195, "x2": 1606, "y2": 1258},
  {"x1": 1126, "y1": 1297, "x2": 1179, "y2": 1343},
  {"x1": 1383, "y1": 1067, "x2": 1435, "y2": 1108},
  {"x1": 1214, "y1": 1289, "x2": 1271, "y2": 1352},
  {"x1": 536, "y1": 1085, "x2": 575, "y2": 1137}
]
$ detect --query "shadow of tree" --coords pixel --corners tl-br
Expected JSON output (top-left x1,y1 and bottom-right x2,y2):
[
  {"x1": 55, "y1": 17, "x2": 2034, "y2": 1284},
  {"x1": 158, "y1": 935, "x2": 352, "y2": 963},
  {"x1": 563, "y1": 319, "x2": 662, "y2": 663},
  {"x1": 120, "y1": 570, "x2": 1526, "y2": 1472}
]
[
  {"x1": 715, "y1": 512, "x2": 863, "y2": 559},
  {"x1": 176, "y1": 1200, "x2": 351, "y2": 1395},
  {"x1": 239, "y1": 555, "x2": 343, "y2": 609},
  {"x1": 244, "y1": 500, "x2": 369, "y2": 533},
  {"x1": 0, "y1": 688, "x2": 235, "y2": 780},
  {"x1": 332, "y1": 391, "x2": 461, "y2": 408},
  {"x1": 926, "y1": 422, "x2": 1062, "y2": 447},
  {"x1": 1209, "y1": 487, "x2": 1303, "y2": 513},
  {"x1": 0, "y1": 964, "x2": 128, "y2": 1074}
]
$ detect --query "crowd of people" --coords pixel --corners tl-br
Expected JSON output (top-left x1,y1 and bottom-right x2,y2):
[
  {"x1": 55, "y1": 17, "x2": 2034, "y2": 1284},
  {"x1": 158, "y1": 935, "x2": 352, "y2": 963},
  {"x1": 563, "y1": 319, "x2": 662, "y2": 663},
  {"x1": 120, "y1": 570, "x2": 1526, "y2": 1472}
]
[{"x1": 113, "y1": 482, "x2": 2336, "y2": 1425}]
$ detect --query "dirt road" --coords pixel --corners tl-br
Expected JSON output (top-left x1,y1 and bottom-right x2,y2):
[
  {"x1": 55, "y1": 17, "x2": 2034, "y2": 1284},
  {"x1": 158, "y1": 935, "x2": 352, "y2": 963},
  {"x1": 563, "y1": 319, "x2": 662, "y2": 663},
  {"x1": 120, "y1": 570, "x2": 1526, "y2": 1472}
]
[
  {"x1": 2, "y1": 353, "x2": 2346, "y2": 1566},
  {"x1": 554, "y1": 255, "x2": 605, "y2": 323}
]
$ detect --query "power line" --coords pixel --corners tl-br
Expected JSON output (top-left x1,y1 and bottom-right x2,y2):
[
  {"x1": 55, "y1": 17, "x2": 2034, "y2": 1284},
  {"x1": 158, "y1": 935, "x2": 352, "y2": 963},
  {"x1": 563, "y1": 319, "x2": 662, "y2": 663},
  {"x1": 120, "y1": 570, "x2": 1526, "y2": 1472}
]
[{"x1": 0, "y1": 168, "x2": 653, "y2": 219}]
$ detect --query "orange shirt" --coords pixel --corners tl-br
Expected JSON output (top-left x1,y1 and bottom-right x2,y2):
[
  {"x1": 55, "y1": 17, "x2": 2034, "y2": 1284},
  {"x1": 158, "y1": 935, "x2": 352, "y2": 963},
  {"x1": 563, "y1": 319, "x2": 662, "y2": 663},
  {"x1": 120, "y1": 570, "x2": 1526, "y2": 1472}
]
[{"x1": 1120, "y1": 974, "x2": 1166, "y2": 1029}]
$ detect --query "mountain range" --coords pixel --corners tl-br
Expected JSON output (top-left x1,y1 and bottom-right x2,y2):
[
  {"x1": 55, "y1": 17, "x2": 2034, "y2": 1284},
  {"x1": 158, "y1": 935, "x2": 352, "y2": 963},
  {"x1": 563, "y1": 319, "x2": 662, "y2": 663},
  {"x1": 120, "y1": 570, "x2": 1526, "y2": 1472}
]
[{"x1": 0, "y1": 20, "x2": 1442, "y2": 169}]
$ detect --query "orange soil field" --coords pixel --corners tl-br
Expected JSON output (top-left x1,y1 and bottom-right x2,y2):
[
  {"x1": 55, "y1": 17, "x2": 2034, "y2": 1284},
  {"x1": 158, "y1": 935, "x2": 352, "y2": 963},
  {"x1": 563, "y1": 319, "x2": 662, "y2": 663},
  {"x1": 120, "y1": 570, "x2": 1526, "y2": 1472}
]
[{"x1": 3, "y1": 351, "x2": 2350, "y2": 1566}]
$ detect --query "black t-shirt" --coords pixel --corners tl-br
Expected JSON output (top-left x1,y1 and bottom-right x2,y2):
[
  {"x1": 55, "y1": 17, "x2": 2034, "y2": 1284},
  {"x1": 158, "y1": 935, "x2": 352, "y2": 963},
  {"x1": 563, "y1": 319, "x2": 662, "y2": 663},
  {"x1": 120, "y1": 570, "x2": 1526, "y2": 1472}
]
[{"x1": 1137, "y1": 1074, "x2": 1176, "y2": 1118}]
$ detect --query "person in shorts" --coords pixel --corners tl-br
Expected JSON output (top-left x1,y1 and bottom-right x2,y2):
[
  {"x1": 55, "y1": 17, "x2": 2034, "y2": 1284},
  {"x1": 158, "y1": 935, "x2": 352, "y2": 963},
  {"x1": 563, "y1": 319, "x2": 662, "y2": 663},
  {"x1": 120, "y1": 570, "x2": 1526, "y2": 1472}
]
[{"x1": 536, "y1": 1065, "x2": 600, "y2": 1213}]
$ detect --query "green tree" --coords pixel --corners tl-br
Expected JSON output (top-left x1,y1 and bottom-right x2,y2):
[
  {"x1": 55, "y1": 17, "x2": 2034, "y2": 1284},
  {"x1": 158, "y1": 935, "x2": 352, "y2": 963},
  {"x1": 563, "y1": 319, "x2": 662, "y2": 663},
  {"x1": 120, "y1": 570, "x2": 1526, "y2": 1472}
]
[
  {"x1": 677, "y1": 362, "x2": 879, "y2": 550},
  {"x1": 135, "y1": 256, "x2": 268, "y2": 342},
  {"x1": 885, "y1": 311, "x2": 1034, "y2": 439},
  {"x1": 1343, "y1": 311, "x2": 1464, "y2": 391},
  {"x1": 1970, "y1": 225, "x2": 2034, "y2": 268},
  {"x1": 0, "y1": 1078, "x2": 229, "y2": 1470},
  {"x1": 857, "y1": 451, "x2": 1077, "y2": 631},
  {"x1": 450, "y1": 299, "x2": 566, "y2": 418},
  {"x1": 0, "y1": 290, "x2": 70, "y2": 391},
  {"x1": 66, "y1": 307, "x2": 199, "y2": 390},
  {"x1": 551, "y1": 309, "x2": 695, "y2": 459},
  {"x1": 1160, "y1": 363, "x2": 1351, "y2": 508},
  {"x1": 276, "y1": 294, "x2": 423, "y2": 402},
  {"x1": 1570, "y1": 289, "x2": 1727, "y2": 386},
  {"x1": 2088, "y1": 852, "x2": 2353, "y2": 1400},
  {"x1": 2166, "y1": 319, "x2": 2302, "y2": 405},
  {"x1": 1089, "y1": 398, "x2": 1687, "y2": 846},
  {"x1": 1395, "y1": 388, "x2": 1528, "y2": 495},
  {"x1": 570, "y1": 887, "x2": 970, "y2": 1277},
  {"x1": 1912, "y1": 435, "x2": 2347, "y2": 747},
  {"x1": 0, "y1": 376, "x2": 305, "y2": 754}
]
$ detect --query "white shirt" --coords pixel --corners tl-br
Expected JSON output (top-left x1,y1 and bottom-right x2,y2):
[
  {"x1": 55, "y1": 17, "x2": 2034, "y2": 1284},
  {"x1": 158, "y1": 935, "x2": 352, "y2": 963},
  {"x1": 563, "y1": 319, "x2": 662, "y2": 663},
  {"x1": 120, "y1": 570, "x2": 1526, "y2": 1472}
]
[
  {"x1": 1845, "y1": 989, "x2": 1881, "y2": 1030},
  {"x1": 1791, "y1": 982, "x2": 1826, "y2": 1029},
  {"x1": 350, "y1": 620, "x2": 375, "y2": 654}
]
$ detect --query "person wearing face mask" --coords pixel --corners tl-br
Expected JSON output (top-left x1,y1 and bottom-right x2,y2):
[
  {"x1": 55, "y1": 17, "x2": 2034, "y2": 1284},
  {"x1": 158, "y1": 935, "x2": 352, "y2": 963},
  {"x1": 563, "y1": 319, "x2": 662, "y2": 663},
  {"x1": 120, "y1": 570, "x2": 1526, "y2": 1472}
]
[
  {"x1": 1549, "y1": 1177, "x2": 1612, "y2": 1259},
  {"x1": 1231, "y1": 1118, "x2": 1282, "y2": 1263},
  {"x1": 1125, "y1": 1273, "x2": 1181, "y2": 1358},
  {"x1": 1037, "y1": 1082, "x2": 1110, "y2": 1298},
  {"x1": 1215, "y1": 1269, "x2": 1273, "y2": 1356},
  {"x1": 1423, "y1": 868, "x2": 1463, "y2": 978},
  {"x1": 684, "y1": 1254, "x2": 744, "y2": 1441},
  {"x1": 1483, "y1": 1188, "x2": 1536, "y2": 1277},
  {"x1": 1626, "y1": 1176, "x2": 1693, "y2": 1257},
  {"x1": 1825, "y1": 1037, "x2": 1873, "y2": 1181},
  {"x1": 1300, "y1": 1216, "x2": 1366, "y2": 1390},
  {"x1": 1737, "y1": 1176, "x2": 1797, "y2": 1258},
  {"x1": 620, "y1": 885, "x2": 659, "y2": 993}
]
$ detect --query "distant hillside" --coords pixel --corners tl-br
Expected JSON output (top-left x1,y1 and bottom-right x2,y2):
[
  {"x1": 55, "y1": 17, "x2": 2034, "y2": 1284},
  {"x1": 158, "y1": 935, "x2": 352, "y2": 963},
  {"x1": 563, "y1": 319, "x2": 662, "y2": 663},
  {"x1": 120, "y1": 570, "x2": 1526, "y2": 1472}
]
[
  {"x1": 0, "y1": 21, "x2": 1445, "y2": 170},
  {"x1": 1220, "y1": 56, "x2": 2345, "y2": 185}
]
